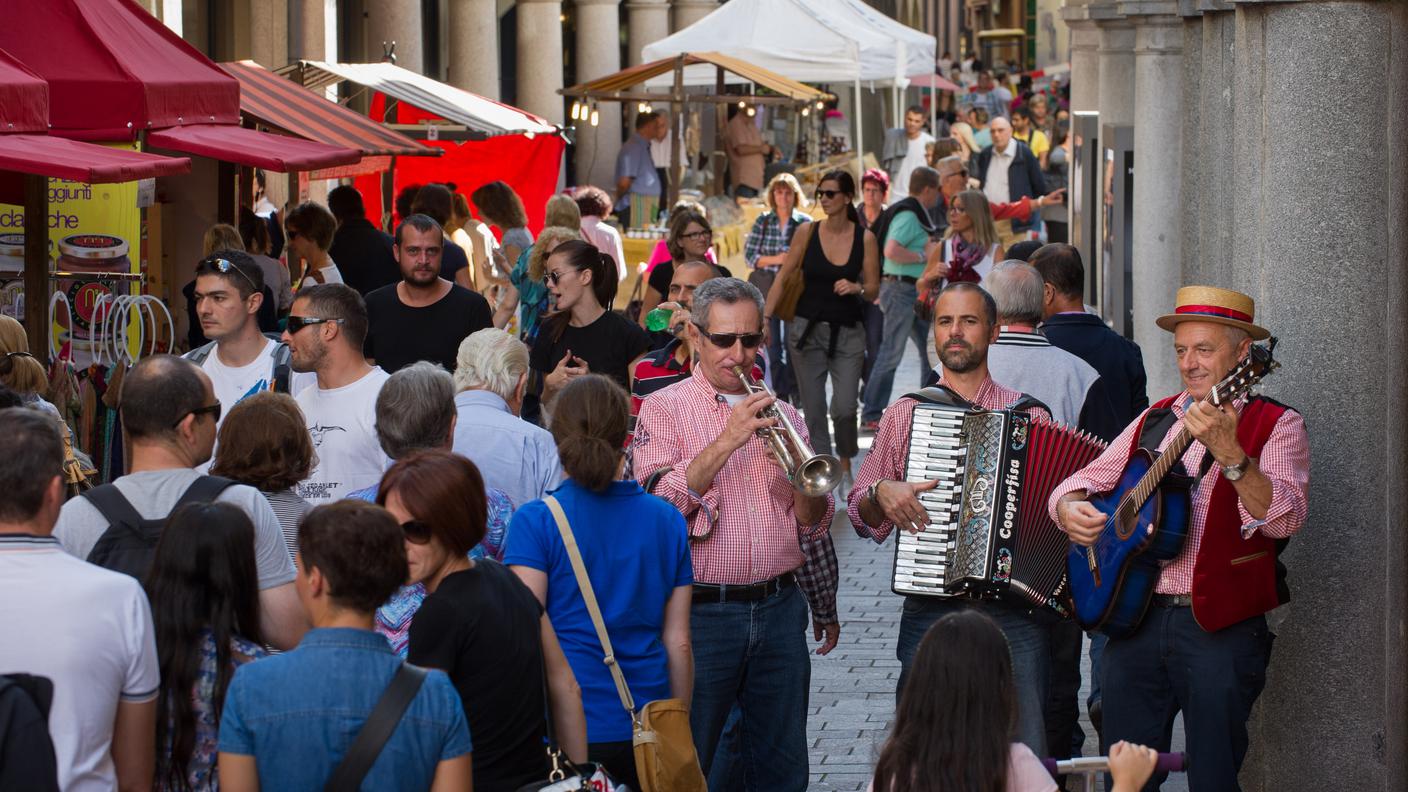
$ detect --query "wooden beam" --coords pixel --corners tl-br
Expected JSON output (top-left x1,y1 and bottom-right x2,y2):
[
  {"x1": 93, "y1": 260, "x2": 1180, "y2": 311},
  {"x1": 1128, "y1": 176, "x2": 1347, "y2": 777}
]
[
  {"x1": 560, "y1": 90, "x2": 820, "y2": 106},
  {"x1": 22, "y1": 174, "x2": 48, "y2": 364}
]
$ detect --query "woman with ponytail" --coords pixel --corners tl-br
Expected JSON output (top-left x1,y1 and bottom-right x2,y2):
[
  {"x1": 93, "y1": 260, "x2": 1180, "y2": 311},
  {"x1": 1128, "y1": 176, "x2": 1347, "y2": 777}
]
[
  {"x1": 763, "y1": 169, "x2": 879, "y2": 485},
  {"x1": 526, "y1": 239, "x2": 651, "y2": 424},
  {"x1": 504, "y1": 375, "x2": 693, "y2": 787}
]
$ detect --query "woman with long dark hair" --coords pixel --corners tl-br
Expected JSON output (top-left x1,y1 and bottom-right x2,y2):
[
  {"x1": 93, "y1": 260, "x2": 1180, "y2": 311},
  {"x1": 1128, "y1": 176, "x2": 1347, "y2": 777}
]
[
  {"x1": 147, "y1": 502, "x2": 266, "y2": 791},
  {"x1": 869, "y1": 610, "x2": 1157, "y2": 792},
  {"x1": 763, "y1": 169, "x2": 879, "y2": 484},
  {"x1": 527, "y1": 239, "x2": 650, "y2": 423}
]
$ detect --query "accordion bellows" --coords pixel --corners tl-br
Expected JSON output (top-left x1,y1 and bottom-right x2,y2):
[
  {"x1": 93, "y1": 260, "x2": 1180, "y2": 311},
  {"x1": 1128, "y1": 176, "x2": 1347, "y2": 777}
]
[{"x1": 893, "y1": 404, "x2": 1107, "y2": 616}]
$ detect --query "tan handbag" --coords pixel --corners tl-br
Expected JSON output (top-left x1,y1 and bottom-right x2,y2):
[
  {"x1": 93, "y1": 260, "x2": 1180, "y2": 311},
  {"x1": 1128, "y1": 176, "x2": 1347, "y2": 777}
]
[
  {"x1": 543, "y1": 496, "x2": 707, "y2": 792},
  {"x1": 770, "y1": 223, "x2": 812, "y2": 322}
]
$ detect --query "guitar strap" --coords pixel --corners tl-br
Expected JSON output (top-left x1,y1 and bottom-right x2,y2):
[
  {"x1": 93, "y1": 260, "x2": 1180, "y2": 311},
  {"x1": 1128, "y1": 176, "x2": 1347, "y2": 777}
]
[{"x1": 1137, "y1": 405, "x2": 1197, "y2": 484}]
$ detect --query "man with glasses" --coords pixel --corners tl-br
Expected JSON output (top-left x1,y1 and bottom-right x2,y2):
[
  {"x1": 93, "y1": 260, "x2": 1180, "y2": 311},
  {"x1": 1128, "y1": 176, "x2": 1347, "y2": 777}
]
[
  {"x1": 934, "y1": 155, "x2": 1060, "y2": 237},
  {"x1": 284, "y1": 284, "x2": 390, "y2": 506},
  {"x1": 52, "y1": 354, "x2": 307, "y2": 649},
  {"x1": 632, "y1": 278, "x2": 835, "y2": 792}
]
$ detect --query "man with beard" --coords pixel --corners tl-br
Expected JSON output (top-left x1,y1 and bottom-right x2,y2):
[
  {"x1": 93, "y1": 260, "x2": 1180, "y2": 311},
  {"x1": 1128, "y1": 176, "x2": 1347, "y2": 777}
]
[
  {"x1": 283, "y1": 284, "x2": 390, "y2": 505},
  {"x1": 363, "y1": 214, "x2": 493, "y2": 373},
  {"x1": 846, "y1": 282, "x2": 1057, "y2": 756}
]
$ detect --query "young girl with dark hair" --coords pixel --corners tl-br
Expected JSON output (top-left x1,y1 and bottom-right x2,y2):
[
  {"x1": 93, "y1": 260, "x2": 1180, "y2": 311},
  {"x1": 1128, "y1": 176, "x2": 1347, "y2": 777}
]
[
  {"x1": 146, "y1": 502, "x2": 266, "y2": 791},
  {"x1": 504, "y1": 375, "x2": 694, "y2": 786},
  {"x1": 869, "y1": 610, "x2": 1158, "y2": 792}
]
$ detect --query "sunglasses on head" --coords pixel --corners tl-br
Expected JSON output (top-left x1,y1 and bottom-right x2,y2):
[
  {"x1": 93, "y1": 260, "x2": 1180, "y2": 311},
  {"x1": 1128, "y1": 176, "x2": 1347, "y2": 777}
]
[
  {"x1": 286, "y1": 315, "x2": 344, "y2": 334},
  {"x1": 814, "y1": 189, "x2": 845, "y2": 200},
  {"x1": 401, "y1": 520, "x2": 433, "y2": 545},
  {"x1": 693, "y1": 323, "x2": 763, "y2": 349},
  {"x1": 172, "y1": 402, "x2": 221, "y2": 429},
  {"x1": 211, "y1": 258, "x2": 260, "y2": 294}
]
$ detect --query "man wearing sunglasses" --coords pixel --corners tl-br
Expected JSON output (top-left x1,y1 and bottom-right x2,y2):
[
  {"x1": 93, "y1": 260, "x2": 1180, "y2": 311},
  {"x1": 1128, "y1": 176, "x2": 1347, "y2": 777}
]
[{"x1": 632, "y1": 277, "x2": 835, "y2": 792}]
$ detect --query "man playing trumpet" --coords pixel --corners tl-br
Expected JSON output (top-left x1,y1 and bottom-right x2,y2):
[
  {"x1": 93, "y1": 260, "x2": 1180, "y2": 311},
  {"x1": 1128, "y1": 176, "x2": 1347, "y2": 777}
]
[{"x1": 633, "y1": 277, "x2": 834, "y2": 792}]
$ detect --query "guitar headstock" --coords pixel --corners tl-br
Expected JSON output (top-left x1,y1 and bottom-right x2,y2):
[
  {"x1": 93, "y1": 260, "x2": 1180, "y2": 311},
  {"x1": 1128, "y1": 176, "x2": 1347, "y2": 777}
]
[{"x1": 1210, "y1": 336, "x2": 1279, "y2": 406}]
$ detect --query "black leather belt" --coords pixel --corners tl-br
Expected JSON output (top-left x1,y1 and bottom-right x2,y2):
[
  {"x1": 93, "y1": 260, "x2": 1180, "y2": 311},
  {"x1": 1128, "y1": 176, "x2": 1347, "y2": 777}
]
[
  {"x1": 692, "y1": 572, "x2": 796, "y2": 605},
  {"x1": 1152, "y1": 593, "x2": 1193, "y2": 608},
  {"x1": 883, "y1": 274, "x2": 918, "y2": 284}
]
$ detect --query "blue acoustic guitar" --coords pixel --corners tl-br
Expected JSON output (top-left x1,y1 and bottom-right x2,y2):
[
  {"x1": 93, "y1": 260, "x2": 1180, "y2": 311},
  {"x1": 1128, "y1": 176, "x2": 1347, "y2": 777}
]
[{"x1": 1067, "y1": 340, "x2": 1280, "y2": 637}]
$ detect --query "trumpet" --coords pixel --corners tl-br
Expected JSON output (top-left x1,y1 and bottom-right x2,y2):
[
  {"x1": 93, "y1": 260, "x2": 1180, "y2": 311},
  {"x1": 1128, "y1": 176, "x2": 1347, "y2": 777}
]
[{"x1": 732, "y1": 365, "x2": 842, "y2": 497}]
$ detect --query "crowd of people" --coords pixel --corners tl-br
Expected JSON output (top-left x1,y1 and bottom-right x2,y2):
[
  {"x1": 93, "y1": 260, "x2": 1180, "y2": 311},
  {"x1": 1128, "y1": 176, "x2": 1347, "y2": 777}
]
[{"x1": 0, "y1": 75, "x2": 1306, "y2": 792}]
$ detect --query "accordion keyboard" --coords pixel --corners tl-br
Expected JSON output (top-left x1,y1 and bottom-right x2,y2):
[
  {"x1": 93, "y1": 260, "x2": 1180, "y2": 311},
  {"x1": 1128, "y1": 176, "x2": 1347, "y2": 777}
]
[{"x1": 892, "y1": 406, "x2": 968, "y2": 596}]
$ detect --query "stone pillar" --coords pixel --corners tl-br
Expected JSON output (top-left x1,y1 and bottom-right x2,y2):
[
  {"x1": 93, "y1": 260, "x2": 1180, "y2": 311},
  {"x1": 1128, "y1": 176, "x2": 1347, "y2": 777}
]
[
  {"x1": 575, "y1": 0, "x2": 624, "y2": 188},
  {"x1": 1176, "y1": 9, "x2": 1202, "y2": 274},
  {"x1": 1188, "y1": 5, "x2": 1236, "y2": 286},
  {"x1": 516, "y1": 0, "x2": 565, "y2": 125},
  {"x1": 288, "y1": 0, "x2": 334, "y2": 62},
  {"x1": 1062, "y1": 0, "x2": 1102, "y2": 113},
  {"x1": 671, "y1": 0, "x2": 716, "y2": 31},
  {"x1": 1221, "y1": 1, "x2": 1408, "y2": 789},
  {"x1": 365, "y1": 0, "x2": 423, "y2": 73},
  {"x1": 448, "y1": 0, "x2": 499, "y2": 98},
  {"x1": 626, "y1": 0, "x2": 671, "y2": 65},
  {"x1": 1123, "y1": 5, "x2": 1184, "y2": 398},
  {"x1": 1092, "y1": 7, "x2": 1136, "y2": 124}
]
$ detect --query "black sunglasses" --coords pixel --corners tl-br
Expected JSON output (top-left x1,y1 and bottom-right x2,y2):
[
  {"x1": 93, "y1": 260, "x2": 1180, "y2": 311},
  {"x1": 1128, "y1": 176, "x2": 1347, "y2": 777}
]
[
  {"x1": 287, "y1": 315, "x2": 344, "y2": 334},
  {"x1": 693, "y1": 323, "x2": 763, "y2": 349},
  {"x1": 814, "y1": 189, "x2": 845, "y2": 200},
  {"x1": 211, "y1": 257, "x2": 260, "y2": 294},
  {"x1": 0, "y1": 351, "x2": 34, "y2": 375},
  {"x1": 544, "y1": 268, "x2": 585, "y2": 286},
  {"x1": 173, "y1": 402, "x2": 221, "y2": 429},
  {"x1": 401, "y1": 520, "x2": 433, "y2": 545}
]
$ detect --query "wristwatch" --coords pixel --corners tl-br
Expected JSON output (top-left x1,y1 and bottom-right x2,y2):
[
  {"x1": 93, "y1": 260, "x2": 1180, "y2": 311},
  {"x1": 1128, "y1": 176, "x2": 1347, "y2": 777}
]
[
  {"x1": 866, "y1": 480, "x2": 884, "y2": 507},
  {"x1": 1222, "y1": 455, "x2": 1251, "y2": 482}
]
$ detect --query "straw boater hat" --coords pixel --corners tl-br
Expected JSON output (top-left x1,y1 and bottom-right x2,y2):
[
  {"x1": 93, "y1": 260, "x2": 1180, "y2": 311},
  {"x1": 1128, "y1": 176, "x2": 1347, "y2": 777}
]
[{"x1": 1155, "y1": 286, "x2": 1270, "y2": 341}]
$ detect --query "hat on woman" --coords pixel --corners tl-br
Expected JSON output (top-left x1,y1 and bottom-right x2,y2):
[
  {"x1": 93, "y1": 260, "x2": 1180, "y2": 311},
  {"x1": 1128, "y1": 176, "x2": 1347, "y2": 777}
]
[{"x1": 1155, "y1": 285, "x2": 1270, "y2": 340}]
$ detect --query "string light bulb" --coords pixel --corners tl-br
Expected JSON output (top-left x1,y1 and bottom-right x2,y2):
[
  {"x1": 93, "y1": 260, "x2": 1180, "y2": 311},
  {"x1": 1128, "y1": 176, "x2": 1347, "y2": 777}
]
[
  {"x1": 801, "y1": 107, "x2": 810, "y2": 117},
  {"x1": 590, "y1": 107, "x2": 600, "y2": 127},
  {"x1": 746, "y1": 105, "x2": 755, "y2": 117},
  {"x1": 738, "y1": 100, "x2": 746, "y2": 108},
  {"x1": 816, "y1": 100, "x2": 825, "y2": 110}
]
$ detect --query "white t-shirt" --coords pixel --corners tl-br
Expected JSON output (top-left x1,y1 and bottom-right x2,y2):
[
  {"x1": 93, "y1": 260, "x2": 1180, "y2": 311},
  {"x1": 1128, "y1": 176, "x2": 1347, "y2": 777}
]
[
  {"x1": 200, "y1": 339, "x2": 313, "y2": 425},
  {"x1": 295, "y1": 366, "x2": 391, "y2": 504},
  {"x1": 893, "y1": 132, "x2": 936, "y2": 202},
  {"x1": 0, "y1": 535, "x2": 159, "y2": 792}
]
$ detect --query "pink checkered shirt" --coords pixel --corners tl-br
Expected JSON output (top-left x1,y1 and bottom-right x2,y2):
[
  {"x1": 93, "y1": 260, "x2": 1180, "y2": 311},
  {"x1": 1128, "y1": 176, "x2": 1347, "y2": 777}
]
[
  {"x1": 848, "y1": 375, "x2": 1050, "y2": 544},
  {"x1": 632, "y1": 369, "x2": 835, "y2": 586},
  {"x1": 1047, "y1": 393, "x2": 1310, "y2": 594}
]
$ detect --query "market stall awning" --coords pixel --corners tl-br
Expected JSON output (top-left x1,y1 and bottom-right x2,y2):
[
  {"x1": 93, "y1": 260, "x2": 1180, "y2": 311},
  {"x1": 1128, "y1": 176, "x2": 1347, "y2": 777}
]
[
  {"x1": 219, "y1": 60, "x2": 439, "y2": 162},
  {"x1": 283, "y1": 60, "x2": 559, "y2": 140},
  {"x1": 147, "y1": 124, "x2": 359, "y2": 173},
  {"x1": 562, "y1": 52, "x2": 834, "y2": 103},
  {"x1": 0, "y1": 134, "x2": 190, "y2": 183},
  {"x1": 0, "y1": 48, "x2": 46, "y2": 132}
]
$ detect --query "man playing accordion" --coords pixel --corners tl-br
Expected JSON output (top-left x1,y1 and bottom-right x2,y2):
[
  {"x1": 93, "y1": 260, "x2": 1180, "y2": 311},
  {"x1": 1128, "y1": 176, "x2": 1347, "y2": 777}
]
[{"x1": 848, "y1": 281, "x2": 1056, "y2": 756}]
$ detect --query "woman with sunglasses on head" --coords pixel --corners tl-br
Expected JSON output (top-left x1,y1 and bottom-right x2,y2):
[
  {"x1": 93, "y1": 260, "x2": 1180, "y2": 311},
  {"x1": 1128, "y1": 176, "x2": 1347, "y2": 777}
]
[
  {"x1": 526, "y1": 240, "x2": 651, "y2": 425},
  {"x1": 918, "y1": 189, "x2": 1005, "y2": 294},
  {"x1": 763, "y1": 170, "x2": 879, "y2": 485},
  {"x1": 379, "y1": 449, "x2": 587, "y2": 791},
  {"x1": 505, "y1": 375, "x2": 693, "y2": 788},
  {"x1": 638, "y1": 207, "x2": 718, "y2": 328}
]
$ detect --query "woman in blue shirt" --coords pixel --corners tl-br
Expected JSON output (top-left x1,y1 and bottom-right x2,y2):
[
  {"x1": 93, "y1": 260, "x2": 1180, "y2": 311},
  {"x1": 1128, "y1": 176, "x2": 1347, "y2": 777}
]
[{"x1": 505, "y1": 374, "x2": 693, "y2": 788}]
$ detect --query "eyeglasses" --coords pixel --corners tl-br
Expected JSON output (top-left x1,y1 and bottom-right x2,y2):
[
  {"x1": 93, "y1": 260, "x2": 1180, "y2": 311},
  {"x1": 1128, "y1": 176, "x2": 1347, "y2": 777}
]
[
  {"x1": 0, "y1": 351, "x2": 34, "y2": 375},
  {"x1": 693, "y1": 323, "x2": 764, "y2": 349},
  {"x1": 286, "y1": 315, "x2": 344, "y2": 334},
  {"x1": 947, "y1": 204, "x2": 968, "y2": 215},
  {"x1": 944, "y1": 168, "x2": 969, "y2": 179},
  {"x1": 814, "y1": 189, "x2": 845, "y2": 200},
  {"x1": 401, "y1": 520, "x2": 433, "y2": 545},
  {"x1": 172, "y1": 402, "x2": 221, "y2": 429},
  {"x1": 210, "y1": 258, "x2": 260, "y2": 295},
  {"x1": 679, "y1": 230, "x2": 712, "y2": 241}
]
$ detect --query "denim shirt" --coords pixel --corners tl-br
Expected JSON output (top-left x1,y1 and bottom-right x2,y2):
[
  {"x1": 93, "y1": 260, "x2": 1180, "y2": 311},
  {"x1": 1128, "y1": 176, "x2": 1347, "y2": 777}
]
[{"x1": 218, "y1": 628, "x2": 472, "y2": 791}]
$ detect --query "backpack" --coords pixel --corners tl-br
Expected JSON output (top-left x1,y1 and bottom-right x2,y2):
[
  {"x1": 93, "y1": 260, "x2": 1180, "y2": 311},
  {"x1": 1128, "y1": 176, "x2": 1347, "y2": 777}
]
[
  {"x1": 82, "y1": 476, "x2": 238, "y2": 579},
  {"x1": 870, "y1": 196, "x2": 938, "y2": 252},
  {"x1": 184, "y1": 333, "x2": 292, "y2": 393}
]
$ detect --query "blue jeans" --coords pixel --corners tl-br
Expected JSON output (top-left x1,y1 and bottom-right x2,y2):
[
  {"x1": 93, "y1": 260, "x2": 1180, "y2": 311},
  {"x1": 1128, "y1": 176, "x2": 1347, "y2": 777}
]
[
  {"x1": 1101, "y1": 605, "x2": 1273, "y2": 791},
  {"x1": 690, "y1": 584, "x2": 810, "y2": 792},
  {"x1": 861, "y1": 279, "x2": 931, "y2": 423},
  {"x1": 767, "y1": 314, "x2": 795, "y2": 402},
  {"x1": 896, "y1": 596, "x2": 1052, "y2": 757}
]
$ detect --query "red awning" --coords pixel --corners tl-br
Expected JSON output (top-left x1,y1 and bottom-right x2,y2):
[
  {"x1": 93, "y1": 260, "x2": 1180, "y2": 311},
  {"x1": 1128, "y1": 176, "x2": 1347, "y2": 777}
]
[
  {"x1": 0, "y1": 134, "x2": 189, "y2": 183},
  {"x1": 147, "y1": 124, "x2": 359, "y2": 173},
  {"x1": 0, "y1": 0, "x2": 239, "y2": 141},
  {"x1": 0, "y1": 49, "x2": 46, "y2": 132}
]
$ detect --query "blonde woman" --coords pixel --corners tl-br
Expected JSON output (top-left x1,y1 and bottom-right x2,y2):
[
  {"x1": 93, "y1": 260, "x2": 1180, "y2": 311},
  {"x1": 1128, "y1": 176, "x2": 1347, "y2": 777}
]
[
  {"x1": 744, "y1": 171, "x2": 811, "y2": 399},
  {"x1": 920, "y1": 189, "x2": 1004, "y2": 291},
  {"x1": 472, "y1": 181, "x2": 533, "y2": 266},
  {"x1": 505, "y1": 225, "x2": 584, "y2": 341},
  {"x1": 949, "y1": 122, "x2": 981, "y2": 186}
]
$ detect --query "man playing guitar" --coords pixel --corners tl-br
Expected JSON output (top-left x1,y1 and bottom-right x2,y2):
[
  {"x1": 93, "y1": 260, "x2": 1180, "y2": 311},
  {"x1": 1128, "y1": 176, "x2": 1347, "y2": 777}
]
[{"x1": 1049, "y1": 286, "x2": 1310, "y2": 791}]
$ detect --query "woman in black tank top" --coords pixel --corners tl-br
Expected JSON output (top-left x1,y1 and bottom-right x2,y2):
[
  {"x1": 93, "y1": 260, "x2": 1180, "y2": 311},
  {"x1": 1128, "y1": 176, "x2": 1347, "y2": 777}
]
[{"x1": 763, "y1": 170, "x2": 879, "y2": 480}]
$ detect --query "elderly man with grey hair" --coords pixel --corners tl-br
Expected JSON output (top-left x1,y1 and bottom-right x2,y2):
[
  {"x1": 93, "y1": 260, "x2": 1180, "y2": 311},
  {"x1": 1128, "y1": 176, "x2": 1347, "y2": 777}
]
[{"x1": 450, "y1": 328, "x2": 563, "y2": 512}]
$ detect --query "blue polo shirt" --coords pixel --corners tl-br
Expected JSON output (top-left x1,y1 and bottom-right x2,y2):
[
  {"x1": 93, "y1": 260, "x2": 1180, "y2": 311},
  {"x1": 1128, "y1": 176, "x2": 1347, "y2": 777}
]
[
  {"x1": 219, "y1": 628, "x2": 471, "y2": 789},
  {"x1": 614, "y1": 133, "x2": 661, "y2": 211}
]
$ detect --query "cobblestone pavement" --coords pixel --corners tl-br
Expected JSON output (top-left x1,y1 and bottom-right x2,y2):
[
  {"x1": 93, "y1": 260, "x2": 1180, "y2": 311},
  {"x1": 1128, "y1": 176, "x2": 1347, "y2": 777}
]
[{"x1": 803, "y1": 341, "x2": 1187, "y2": 792}]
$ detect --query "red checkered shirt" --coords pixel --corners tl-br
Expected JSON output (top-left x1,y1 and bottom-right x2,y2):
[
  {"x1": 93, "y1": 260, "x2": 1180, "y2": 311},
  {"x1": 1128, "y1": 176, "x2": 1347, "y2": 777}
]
[
  {"x1": 632, "y1": 369, "x2": 835, "y2": 587},
  {"x1": 1046, "y1": 393, "x2": 1309, "y2": 594},
  {"x1": 848, "y1": 375, "x2": 1050, "y2": 543}
]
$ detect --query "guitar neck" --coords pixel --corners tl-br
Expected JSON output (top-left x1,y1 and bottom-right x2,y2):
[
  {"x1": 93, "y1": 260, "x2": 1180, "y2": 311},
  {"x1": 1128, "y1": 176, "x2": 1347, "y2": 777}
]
[{"x1": 1130, "y1": 426, "x2": 1194, "y2": 505}]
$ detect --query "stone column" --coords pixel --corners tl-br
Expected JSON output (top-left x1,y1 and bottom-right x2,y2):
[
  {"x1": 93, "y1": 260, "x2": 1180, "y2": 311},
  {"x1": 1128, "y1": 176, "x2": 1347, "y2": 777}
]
[
  {"x1": 626, "y1": 0, "x2": 671, "y2": 65},
  {"x1": 365, "y1": 0, "x2": 423, "y2": 73},
  {"x1": 1122, "y1": 4, "x2": 1184, "y2": 398},
  {"x1": 1092, "y1": 6, "x2": 1136, "y2": 124},
  {"x1": 1188, "y1": 5, "x2": 1236, "y2": 286},
  {"x1": 516, "y1": 0, "x2": 565, "y2": 125},
  {"x1": 288, "y1": 0, "x2": 334, "y2": 62},
  {"x1": 1219, "y1": 1, "x2": 1408, "y2": 789},
  {"x1": 1062, "y1": 0, "x2": 1102, "y2": 113},
  {"x1": 448, "y1": 0, "x2": 499, "y2": 99},
  {"x1": 671, "y1": 0, "x2": 716, "y2": 31},
  {"x1": 575, "y1": 0, "x2": 624, "y2": 188}
]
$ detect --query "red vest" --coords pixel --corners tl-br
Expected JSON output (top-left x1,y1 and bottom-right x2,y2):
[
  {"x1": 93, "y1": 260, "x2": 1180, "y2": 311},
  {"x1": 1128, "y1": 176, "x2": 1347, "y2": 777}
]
[{"x1": 1140, "y1": 395, "x2": 1290, "y2": 632}]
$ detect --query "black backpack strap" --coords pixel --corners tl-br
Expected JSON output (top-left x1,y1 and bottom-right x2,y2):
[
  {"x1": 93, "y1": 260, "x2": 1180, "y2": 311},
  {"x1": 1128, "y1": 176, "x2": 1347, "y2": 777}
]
[
  {"x1": 323, "y1": 664, "x2": 428, "y2": 792},
  {"x1": 175, "y1": 476, "x2": 239, "y2": 509},
  {"x1": 81, "y1": 485, "x2": 147, "y2": 532},
  {"x1": 270, "y1": 342, "x2": 292, "y2": 393}
]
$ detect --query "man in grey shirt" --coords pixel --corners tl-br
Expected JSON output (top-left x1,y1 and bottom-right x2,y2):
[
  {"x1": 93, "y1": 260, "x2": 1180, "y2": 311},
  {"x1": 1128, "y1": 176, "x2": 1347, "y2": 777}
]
[{"x1": 53, "y1": 355, "x2": 307, "y2": 649}]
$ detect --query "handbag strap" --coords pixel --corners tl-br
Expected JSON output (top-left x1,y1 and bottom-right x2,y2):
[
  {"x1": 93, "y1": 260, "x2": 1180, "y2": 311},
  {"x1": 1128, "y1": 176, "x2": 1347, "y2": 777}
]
[
  {"x1": 544, "y1": 495, "x2": 637, "y2": 716},
  {"x1": 323, "y1": 664, "x2": 428, "y2": 792}
]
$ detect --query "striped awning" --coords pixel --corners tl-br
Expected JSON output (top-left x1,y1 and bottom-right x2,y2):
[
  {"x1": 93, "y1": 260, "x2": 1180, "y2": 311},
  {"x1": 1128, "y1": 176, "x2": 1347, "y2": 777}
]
[
  {"x1": 562, "y1": 52, "x2": 833, "y2": 103},
  {"x1": 281, "y1": 61, "x2": 559, "y2": 140},
  {"x1": 220, "y1": 61, "x2": 437, "y2": 159}
]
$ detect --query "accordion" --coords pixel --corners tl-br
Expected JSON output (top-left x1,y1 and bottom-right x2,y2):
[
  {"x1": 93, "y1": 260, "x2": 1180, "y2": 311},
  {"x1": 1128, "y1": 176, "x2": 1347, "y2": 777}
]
[{"x1": 892, "y1": 402, "x2": 1107, "y2": 616}]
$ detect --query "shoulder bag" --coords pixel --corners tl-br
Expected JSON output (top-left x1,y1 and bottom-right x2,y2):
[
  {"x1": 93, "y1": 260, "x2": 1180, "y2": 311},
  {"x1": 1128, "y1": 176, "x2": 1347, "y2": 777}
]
[
  {"x1": 771, "y1": 224, "x2": 811, "y2": 323},
  {"x1": 542, "y1": 496, "x2": 707, "y2": 792},
  {"x1": 323, "y1": 664, "x2": 427, "y2": 792}
]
